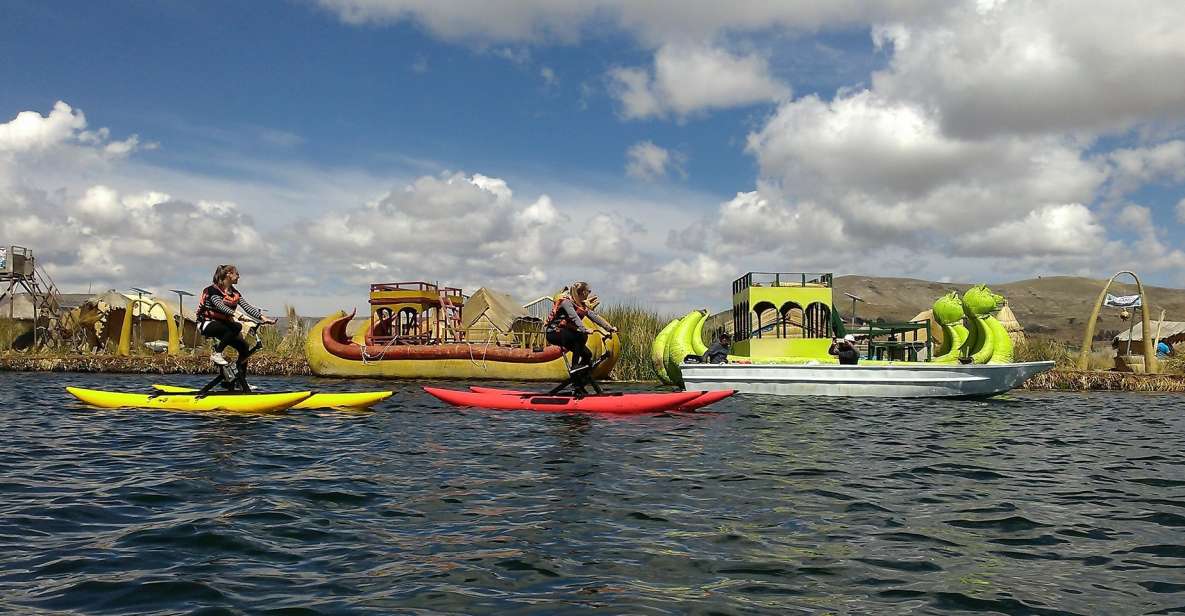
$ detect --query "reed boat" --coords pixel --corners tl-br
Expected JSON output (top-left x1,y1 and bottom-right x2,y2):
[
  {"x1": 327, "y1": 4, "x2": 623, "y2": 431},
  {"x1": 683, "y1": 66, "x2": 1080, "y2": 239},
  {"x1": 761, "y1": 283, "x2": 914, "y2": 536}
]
[{"x1": 306, "y1": 282, "x2": 619, "y2": 380}]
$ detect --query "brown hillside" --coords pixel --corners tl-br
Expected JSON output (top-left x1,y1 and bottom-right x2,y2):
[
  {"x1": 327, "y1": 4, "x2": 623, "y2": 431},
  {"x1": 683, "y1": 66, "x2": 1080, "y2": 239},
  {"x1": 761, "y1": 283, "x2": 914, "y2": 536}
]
[{"x1": 832, "y1": 275, "x2": 1185, "y2": 345}]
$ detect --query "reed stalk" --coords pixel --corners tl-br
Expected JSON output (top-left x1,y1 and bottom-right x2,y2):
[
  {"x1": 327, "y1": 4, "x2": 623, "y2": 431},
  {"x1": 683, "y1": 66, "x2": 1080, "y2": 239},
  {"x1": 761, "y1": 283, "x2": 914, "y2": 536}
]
[{"x1": 598, "y1": 303, "x2": 671, "y2": 381}]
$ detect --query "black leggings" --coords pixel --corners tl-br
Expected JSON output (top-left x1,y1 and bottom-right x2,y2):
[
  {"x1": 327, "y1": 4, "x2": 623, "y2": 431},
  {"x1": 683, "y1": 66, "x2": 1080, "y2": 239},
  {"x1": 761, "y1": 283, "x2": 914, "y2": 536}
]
[
  {"x1": 546, "y1": 328, "x2": 592, "y2": 370},
  {"x1": 201, "y1": 320, "x2": 249, "y2": 358}
]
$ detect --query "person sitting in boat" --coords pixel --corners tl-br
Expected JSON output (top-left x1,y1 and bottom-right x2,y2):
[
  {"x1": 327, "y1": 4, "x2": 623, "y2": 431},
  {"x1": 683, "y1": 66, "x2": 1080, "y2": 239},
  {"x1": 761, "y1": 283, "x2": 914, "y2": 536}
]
[
  {"x1": 197, "y1": 264, "x2": 276, "y2": 366},
  {"x1": 545, "y1": 281, "x2": 617, "y2": 376},
  {"x1": 829, "y1": 334, "x2": 860, "y2": 365},
  {"x1": 703, "y1": 332, "x2": 732, "y2": 364},
  {"x1": 372, "y1": 307, "x2": 395, "y2": 338}
]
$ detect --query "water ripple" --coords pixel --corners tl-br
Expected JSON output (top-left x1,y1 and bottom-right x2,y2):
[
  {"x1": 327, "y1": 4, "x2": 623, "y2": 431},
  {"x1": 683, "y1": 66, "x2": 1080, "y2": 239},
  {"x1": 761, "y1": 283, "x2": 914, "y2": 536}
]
[{"x1": 0, "y1": 374, "x2": 1181, "y2": 614}]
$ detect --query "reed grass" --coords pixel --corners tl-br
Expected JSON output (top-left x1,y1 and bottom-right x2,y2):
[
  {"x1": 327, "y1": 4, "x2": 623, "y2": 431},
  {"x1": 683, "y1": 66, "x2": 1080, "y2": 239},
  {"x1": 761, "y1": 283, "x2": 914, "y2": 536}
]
[
  {"x1": 1012, "y1": 337, "x2": 1075, "y2": 367},
  {"x1": 1161, "y1": 354, "x2": 1184, "y2": 375},
  {"x1": 598, "y1": 302, "x2": 671, "y2": 381},
  {"x1": 0, "y1": 318, "x2": 28, "y2": 351}
]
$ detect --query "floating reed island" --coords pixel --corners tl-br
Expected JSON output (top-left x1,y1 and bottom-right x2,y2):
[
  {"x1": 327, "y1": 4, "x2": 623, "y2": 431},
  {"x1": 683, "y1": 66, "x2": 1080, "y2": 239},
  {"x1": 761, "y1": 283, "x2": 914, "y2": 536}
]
[
  {"x1": 1023, "y1": 369, "x2": 1185, "y2": 392},
  {"x1": 0, "y1": 351, "x2": 311, "y2": 376}
]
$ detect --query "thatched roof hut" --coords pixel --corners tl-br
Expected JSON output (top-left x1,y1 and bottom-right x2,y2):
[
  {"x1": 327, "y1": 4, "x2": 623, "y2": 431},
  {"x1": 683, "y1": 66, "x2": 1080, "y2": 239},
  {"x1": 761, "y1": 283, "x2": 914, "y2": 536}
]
[{"x1": 1113, "y1": 321, "x2": 1185, "y2": 346}]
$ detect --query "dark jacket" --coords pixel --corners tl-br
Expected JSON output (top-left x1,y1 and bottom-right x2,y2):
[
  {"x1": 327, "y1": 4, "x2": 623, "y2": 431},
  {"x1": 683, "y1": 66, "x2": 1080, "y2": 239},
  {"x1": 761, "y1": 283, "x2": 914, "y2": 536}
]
[
  {"x1": 703, "y1": 340, "x2": 731, "y2": 364},
  {"x1": 828, "y1": 340, "x2": 859, "y2": 365}
]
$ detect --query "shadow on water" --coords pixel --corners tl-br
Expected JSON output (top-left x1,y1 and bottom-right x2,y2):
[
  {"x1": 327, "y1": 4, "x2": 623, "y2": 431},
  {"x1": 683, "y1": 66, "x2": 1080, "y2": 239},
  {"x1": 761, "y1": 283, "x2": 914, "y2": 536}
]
[{"x1": 0, "y1": 372, "x2": 1182, "y2": 614}]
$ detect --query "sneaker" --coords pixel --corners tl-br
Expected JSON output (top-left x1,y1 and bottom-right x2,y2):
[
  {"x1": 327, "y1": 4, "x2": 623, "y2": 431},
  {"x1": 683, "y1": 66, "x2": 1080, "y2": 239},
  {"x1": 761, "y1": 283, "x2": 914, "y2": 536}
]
[{"x1": 210, "y1": 352, "x2": 228, "y2": 366}]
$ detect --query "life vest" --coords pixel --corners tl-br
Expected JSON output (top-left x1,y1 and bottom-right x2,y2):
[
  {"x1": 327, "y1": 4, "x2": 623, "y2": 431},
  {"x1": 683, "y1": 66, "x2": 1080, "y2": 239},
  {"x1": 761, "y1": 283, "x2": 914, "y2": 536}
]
[
  {"x1": 197, "y1": 284, "x2": 241, "y2": 322},
  {"x1": 546, "y1": 297, "x2": 588, "y2": 331}
]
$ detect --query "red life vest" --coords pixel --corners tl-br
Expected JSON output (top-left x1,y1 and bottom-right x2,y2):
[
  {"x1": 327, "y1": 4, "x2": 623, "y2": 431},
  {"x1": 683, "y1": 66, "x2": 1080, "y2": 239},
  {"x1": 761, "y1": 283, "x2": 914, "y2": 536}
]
[
  {"x1": 197, "y1": 284, "x2": 241, "y2": 322},
  {"x1": 546, "y1": 297, "x2": 588, "y2": 331}
]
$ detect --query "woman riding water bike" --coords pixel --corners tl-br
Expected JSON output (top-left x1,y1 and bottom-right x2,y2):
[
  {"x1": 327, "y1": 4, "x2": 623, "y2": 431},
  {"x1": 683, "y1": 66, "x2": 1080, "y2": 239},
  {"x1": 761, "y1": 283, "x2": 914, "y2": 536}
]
[
  {"x1": 196, "y1": 264, "x2": 276, "y2": 366},
  {"x1": 544, "y1": 282, "x2": 617, "y2": 380}
]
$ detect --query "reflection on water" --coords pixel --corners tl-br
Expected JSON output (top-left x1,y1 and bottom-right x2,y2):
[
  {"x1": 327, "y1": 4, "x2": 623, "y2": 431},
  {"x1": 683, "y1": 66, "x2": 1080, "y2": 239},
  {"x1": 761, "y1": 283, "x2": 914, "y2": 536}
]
[{"x1": 0, "y1": 373, "x2": 1182, "y2": 614}]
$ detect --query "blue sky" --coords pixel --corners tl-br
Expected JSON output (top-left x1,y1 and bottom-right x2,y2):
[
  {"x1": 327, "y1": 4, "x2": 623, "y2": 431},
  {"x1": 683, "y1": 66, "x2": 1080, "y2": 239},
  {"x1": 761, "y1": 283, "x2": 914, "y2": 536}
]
[
  {"x1": 2, "y1": 1, "x2": 1184, "y2": 316},
  {"x1": 3, "y1": 1, "x2": 770, "y2": 195}
]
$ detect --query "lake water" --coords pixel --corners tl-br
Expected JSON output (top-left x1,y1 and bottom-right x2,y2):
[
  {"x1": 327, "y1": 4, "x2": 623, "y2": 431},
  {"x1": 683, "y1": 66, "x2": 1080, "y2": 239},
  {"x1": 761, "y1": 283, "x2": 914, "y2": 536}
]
[{"x1": 1, "y1": 372, "x2": 1183, "y2": 615}]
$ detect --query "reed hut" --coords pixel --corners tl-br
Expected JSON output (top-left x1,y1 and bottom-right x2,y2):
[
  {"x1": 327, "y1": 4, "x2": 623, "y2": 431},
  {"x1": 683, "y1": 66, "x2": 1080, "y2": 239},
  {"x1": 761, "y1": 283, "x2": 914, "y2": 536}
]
[
  {"x1": 1114, "y1": 321, "x2": 1184, "y2": 372},
  {"x1": 85, "y1": 290, "x2": 198, "y2": 351},
  {"x1": 1113, "y1": 321, "x2": 1185, "y2": 347}
]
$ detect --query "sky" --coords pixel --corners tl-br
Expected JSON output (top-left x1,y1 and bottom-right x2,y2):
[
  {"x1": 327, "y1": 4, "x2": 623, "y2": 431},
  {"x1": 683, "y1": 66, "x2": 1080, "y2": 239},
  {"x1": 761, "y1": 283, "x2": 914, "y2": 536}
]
[{"x1": 2, "y1": 0, "x2": 1184, "y2": 317}]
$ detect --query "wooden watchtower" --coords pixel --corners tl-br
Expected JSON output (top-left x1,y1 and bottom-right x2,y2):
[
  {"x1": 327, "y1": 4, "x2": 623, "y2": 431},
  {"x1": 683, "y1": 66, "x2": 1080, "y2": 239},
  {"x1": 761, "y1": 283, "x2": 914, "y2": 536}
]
[
  {"x1": 731, "y1": 272, "x2": 840, "y2": 359},
  {"x1": 0, "y1": 246, "x2": 63, "y2": 347}
]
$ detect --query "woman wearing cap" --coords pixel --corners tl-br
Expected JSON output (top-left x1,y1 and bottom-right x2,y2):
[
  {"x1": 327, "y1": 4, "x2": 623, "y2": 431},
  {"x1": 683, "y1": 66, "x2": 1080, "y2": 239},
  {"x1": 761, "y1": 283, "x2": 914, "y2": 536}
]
[{"x1": 829, "y1": 334, "x2": 860, "y2": 365}]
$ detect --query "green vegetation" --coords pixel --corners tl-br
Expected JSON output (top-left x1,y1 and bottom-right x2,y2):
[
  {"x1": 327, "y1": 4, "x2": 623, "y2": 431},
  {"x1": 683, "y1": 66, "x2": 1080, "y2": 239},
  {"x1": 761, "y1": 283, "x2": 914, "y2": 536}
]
[
  {"x1": 597, "y1": 302, "x2": 670, "y2": 382},
  {"x1": 0, "y1": 318, "x2": 29, "y2": 351},
  {"x1": 1011, "y1": 337, "x2": 1075, "y2": 367},
  {"x1": 259, "y1": 306, "x2": 307, "y2": 358}
]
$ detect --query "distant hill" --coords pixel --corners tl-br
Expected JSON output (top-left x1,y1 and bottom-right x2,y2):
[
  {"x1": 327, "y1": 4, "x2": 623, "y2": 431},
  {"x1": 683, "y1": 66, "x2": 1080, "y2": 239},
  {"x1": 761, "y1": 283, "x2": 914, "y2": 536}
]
[{"x1": 832, "y1": 275, "x2": 1185, "y2": 344}]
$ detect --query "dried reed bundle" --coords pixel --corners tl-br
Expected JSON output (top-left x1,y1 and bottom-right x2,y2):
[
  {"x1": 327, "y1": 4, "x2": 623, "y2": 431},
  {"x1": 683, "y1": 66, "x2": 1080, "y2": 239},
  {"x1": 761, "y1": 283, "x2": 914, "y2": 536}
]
[{"x1": 1023, "y1": 369, "x2": 1185, "y2": 392}]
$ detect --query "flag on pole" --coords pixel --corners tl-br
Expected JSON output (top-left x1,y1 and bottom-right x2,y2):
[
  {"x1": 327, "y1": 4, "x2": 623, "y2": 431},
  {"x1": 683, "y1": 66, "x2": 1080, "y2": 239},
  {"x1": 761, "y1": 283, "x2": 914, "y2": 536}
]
[{"x1": 1104, "y1": 293, "x2": 1141, "y2": 308}]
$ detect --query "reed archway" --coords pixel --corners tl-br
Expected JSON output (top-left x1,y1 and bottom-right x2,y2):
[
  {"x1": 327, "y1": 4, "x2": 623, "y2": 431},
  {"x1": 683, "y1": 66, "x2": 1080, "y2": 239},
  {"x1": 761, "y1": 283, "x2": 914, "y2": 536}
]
[
  {"x1": 117, "y1": 298, "x2": 180, "y2": 356},
  {"x1": 1079, "y1": 271, "x2": 1156, "y2": 373}
]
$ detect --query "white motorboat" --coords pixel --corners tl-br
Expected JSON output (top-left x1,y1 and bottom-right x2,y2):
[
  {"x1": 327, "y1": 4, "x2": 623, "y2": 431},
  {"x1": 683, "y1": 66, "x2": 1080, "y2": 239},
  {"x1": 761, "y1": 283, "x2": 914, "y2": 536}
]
[{"x1": 679, "y1": 361, "x2": 1055, "y2": 398}]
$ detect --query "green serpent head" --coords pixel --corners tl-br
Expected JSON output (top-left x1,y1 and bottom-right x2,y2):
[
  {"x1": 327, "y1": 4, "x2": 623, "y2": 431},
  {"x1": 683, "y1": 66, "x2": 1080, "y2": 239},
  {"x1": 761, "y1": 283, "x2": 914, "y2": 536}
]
[
  {"x1": 932, "y1": 291, "x2": 966, "y2": 325},
  {"x1": 962, "y1": 284, "x2": 1002, "y2": 317}
]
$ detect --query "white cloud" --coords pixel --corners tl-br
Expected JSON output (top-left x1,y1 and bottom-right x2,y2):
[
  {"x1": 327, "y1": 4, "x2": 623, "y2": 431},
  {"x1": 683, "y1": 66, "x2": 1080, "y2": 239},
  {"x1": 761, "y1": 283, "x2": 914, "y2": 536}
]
[
  {"x1": 649, "y1": 254, "x2": 733, "y2": 301},
  {"x1": 625, "y1": 140, "x2": 683, "y2": 181},
  {"x1": 1111, "y1": 203, "x2": 1185, "y2": 271},
  {"x1": 0, "y1": 181, "x2": 275, "y2": 292},
  {"x1": 746, "y1": 90, "x2": 1107, "y2": 239},
  {"x1": 960, "y1": 204, "x2": 1105, "y2": 257},
  {"x1": 1108, "y1": 140, "x2": 1185, "y2": 198},
  {"x1": 606, "y1": 67, "x2": 662, "y2": 119},
  {"x1": 0, "y1": 101, "x2": 144, "y2": 161},
  {"x1": 0, "y1": 101, "x2": 86, "y2": 153},
  {"x1": 540, "y1": 66, "x2": 558, "y2": 88},
  {"x1": 871, "y1": 1, "x2": 1185, "y2": 138},
  {"x1": 610, "y1": 43, "x2": 789, "y2": 119},
  {"x1": 315, "y1": 0, "x2": 946, "y2": 46},
  {"x1": 289, "y1": 171, "x2": 646, "y2": 300}
]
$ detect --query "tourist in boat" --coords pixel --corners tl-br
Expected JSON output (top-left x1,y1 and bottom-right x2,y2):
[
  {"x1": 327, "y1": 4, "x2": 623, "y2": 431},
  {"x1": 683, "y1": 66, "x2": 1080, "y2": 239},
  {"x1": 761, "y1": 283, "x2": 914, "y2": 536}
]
[
  {"x1": 372, "y1": 307, "x2": 395, "y2": 338},
  {"x1": 829, "y1": 334, "x2": 860, "y2": 365},
  {"x1": 703, "y1": 332, "x2": 732, "y2": 364},
  {"x1": 196, "y1": 264, "x2": 276, "y2": 366},
  {"x1": 545, "y1": 282, "x2": 617, "y2": 375}
]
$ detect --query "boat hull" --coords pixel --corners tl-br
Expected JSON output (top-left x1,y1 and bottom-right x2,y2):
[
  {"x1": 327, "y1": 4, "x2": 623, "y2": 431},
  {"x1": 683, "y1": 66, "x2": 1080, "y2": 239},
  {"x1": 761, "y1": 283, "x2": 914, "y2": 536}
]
[
  {"x1": 151, "y1": 385, "x2": 393, "y2": 409},
  {"x1": 306, "y1": 311, "x2": 620, "y2": 381},
  {"x1": 679, "y1": 361, "x2": 1055, "y2": 398},
  {"x1": 67, "y1": 387, "x2": 312, "y2": 413},
  {"x1": 424, "y1": 387, "x2": 704, "y2": 414}
]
